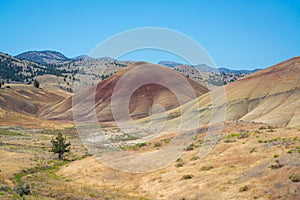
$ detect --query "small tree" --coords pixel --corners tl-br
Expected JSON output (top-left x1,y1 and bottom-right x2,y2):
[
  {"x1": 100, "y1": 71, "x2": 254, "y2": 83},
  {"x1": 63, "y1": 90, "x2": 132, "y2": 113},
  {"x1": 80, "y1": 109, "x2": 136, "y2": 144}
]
[
  {"x1": 15, "y1": 183, "x2": 30, "y2": 197},
  {"x1": 33, "y1": 80, "x2": 40, "y2": 88},
  {"x1": 50, "y1": 133, "x2": 71, "y2": 160}
]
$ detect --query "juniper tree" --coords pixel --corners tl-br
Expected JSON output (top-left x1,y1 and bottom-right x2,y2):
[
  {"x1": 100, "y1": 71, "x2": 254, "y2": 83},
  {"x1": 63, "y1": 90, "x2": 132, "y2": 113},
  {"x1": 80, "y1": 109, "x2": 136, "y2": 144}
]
[
  {"x1": 50, "y1": 132, "x2": 71, "y2": 160},
  {"x1": 33, "y1": 80, "x2": 39, "y2": 88}
]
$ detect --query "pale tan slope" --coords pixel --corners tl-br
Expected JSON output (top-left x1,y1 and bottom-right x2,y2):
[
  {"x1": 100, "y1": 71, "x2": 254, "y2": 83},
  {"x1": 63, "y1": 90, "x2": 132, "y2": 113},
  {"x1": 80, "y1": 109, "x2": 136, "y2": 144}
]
[
  {"x1": 40, "y1": 62, "x2": 209, "y2": 122},
  {"x1": 0, "y1": 84, "x2": 67, "y2": 115},
  {"x1": 139, "y1": 57, "x2": 300, "y2": 128},
  {"x1": 58, "y1": 123, "x2": 300, "y2": 200},
  {"x1": 223, "y1": 57, "x2": 300, "y2": 127},
  {"x1": 0, "y1": 84, "x2": 73, "y2": 128}
]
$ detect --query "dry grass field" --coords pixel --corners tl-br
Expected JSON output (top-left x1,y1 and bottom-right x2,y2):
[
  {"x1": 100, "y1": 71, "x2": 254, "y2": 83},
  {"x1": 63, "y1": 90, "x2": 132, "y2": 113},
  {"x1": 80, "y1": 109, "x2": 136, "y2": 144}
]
[
  {"x1": 58, "y1": 122, "x2": 300, "y2": 200},
  {"x1": 1, "y1": 120, "x2": 299, "y2": 199}
]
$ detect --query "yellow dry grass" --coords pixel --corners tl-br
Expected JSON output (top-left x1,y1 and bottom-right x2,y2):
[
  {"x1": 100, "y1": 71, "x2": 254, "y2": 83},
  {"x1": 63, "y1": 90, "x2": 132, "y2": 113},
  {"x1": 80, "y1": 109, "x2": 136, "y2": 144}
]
[{"x1": 57, "y1": 122, "x2": 300, "y2": 200}]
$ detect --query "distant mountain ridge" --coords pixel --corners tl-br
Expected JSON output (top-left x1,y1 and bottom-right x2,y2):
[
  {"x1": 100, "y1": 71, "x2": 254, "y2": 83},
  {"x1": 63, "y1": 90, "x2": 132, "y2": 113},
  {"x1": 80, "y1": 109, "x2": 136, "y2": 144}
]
[
  {"x1": 157, "y1": 61, "x2": 183, "y2": 68},
  {"x1": 158, "y1": 60, "x2": 261, "y2": 86},
  {"x1": 72, "y1": 55, "x2": 95, "y2": 61},
  {"x1": 0, "y1": 52, "x2": 67, "y2": 82},
  {"x1": 15, "y1": 50, "x2": 72, "y2": 65},
  {"x1": 158, "y1": 60, "x2": 261, "y2": 74},
  {"x1": 15, "y1": 50, "x2": 259, "y2": 74},
  {"x1": 217, "y1": 67, "x2": 260, "y2": 74},
  {"x1": 15, "y1": 50, "x2": 125, "y2": 66}
]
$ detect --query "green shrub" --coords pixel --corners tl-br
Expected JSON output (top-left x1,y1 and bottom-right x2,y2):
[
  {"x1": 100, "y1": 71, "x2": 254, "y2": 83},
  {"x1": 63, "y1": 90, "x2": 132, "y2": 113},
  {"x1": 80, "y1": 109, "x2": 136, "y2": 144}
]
[
  {"x1": 273, "y1": 154, "x2": 279, "y2": 158},
  {"x1": 250, "y1": 148, "x2": 256, "y2": 153},
  {"x1": 270, "y1": 164, "x2": 282, "y2": 169},
  {"x1": 15, "y1": 183, "x2": 30, "y2": 197},
  {"x1": 289, "y1": 173, "x2": 300, "y2": 182},
  {"x1": 185, "y1": 144, "x2": 194, "y2": 151},
  {"x1": 182, "y1": 174, "x2": 193, "y2": 180},
  {"x1": 121, "y1": 142, "x2": 147, "y2": 150},
  {"x1": 224, "y1": 138, "x2": 236, "y2": 143},
  {"x1": 259, "y1": 126, "x2": 266, "y2": 130},
  {"x1": 153, "y1": 143, "x2": 161, "y2": 147},
  {"x1": 226, "y1": 132, "x2": 249, "y2": 140},
  {"x1": 226, "y1": 133, "x2": 240, "y2": 139},
  {"x1": 270, "y1": 160, "x2": 283, "y2": 169},
  {"x1": 89, "y1": 193, "x2": 95, "y2": 197},
  {"x1": 238, "y1": 132, "x2": 249, "y2": 139},
  {"x1": 239, "y1": 185, "x2": 249, "y2": 192},
  {"x1": 164, "y1": 139, "x2": 171, "y2": 144},
  {"x1": 0, "y1": 186, "x2": 11, "y2": 192},
  {"x1": 175, "y1": 163, "x2": 184, "y2": 168},
  {"x1": 190, "y1": 156, "x2": 199, "y2": 161},
  {"x1": 200, "y1": 166, "x2": 213, "y2": 171},
  {"x1": 287, "y1": 149, "x2": 293, "y2": 154}
]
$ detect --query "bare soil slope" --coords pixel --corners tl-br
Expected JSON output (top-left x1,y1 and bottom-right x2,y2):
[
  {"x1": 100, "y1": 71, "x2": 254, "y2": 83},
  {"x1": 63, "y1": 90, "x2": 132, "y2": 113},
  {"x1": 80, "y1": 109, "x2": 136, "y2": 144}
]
[
  {"x1": 40, "y1": 62, "x2": 209, "y2": 121},
  {"x1": 143, "y1": 57, "x2": 300, "y2": 128},
  {"x1": 0, "y1": 84, "x2": 72, "y2": 128},
  {"x1": 0, "y1": 84, "x2": 66, "y2": 115}
]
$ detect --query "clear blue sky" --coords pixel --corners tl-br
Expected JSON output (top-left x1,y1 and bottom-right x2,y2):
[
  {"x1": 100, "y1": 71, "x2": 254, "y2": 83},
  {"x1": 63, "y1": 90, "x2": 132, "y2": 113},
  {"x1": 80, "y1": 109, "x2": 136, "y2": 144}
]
[{"x1": 0, "y1": 0, "x2": 299, "y2": 69}]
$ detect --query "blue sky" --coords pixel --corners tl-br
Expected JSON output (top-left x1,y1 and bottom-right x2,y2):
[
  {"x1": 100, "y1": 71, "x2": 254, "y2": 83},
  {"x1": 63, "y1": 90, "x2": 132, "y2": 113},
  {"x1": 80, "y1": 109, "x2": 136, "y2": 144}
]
[{"x1": 0, "y1": 0, "x2": 299, "y2": 69}]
